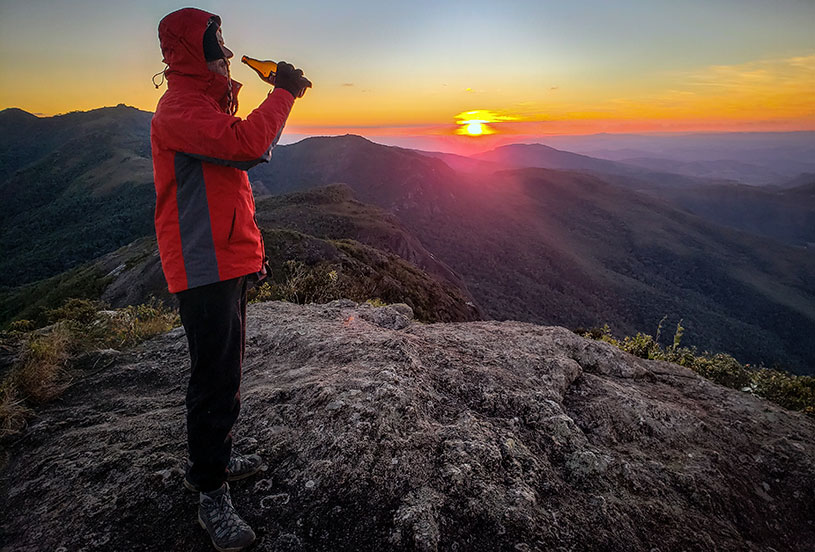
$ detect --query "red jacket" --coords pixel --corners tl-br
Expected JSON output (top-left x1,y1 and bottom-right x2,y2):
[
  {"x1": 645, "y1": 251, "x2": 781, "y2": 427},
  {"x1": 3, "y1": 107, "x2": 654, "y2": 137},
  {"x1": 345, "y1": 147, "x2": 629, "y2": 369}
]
[{"x1": 151, "y1": 8, "x2": 294, "y2": 293}]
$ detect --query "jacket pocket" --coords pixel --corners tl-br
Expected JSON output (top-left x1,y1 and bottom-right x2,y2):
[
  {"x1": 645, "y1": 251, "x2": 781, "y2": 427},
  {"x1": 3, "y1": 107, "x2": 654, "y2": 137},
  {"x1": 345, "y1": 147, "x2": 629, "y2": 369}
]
[{"x1": 227, "y1": 208, "x2": 236, "y2": 242}]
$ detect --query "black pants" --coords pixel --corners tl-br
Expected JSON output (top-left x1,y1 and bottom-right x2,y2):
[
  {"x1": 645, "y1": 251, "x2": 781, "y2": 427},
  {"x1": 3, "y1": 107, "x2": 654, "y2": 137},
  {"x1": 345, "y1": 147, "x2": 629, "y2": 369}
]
[{"x1": 176, "y1": 275, "x2": 248, "y2": 493}]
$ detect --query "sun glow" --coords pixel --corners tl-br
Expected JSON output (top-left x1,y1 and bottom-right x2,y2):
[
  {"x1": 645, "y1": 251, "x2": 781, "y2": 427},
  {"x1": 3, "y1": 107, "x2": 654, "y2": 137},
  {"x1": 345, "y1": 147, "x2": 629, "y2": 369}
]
[
  {"x1": 456, "y1": 118, "x2": 494, "y2": 136},
  {"x1": 454, "y1": 110, "x2": 518, "y2": 136}
]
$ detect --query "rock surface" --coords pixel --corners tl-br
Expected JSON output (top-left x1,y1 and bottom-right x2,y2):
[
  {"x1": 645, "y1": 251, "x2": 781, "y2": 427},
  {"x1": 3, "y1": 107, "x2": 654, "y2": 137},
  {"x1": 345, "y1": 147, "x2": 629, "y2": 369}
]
[{"x1": 1, "y1": 299, "x2": 813, "y2": 551}]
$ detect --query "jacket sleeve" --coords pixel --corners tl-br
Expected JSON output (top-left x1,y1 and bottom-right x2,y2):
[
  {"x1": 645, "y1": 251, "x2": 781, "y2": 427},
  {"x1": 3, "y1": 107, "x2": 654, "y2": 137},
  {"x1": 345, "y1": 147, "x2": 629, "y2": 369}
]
[{"x1": 154, "y1": 87, "x2": 295, "y2": 170}]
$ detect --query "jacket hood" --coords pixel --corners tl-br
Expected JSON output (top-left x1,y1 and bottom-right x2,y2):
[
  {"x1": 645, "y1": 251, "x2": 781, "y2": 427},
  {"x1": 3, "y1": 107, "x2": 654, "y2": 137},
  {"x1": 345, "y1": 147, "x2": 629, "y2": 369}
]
[
  {"x1": 159, "y1": 8, "x2": 218, "y2": 79},
  {"x1": 158, "y1": 8, "x2": 241, "y2": 103}
]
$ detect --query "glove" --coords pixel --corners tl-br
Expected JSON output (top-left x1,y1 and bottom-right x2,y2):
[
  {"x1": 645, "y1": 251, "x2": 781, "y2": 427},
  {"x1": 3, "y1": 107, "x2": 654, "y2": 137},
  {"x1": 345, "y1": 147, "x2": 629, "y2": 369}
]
[{"x1": 274, "y1": 61, "x2": 312, "y2": 99}]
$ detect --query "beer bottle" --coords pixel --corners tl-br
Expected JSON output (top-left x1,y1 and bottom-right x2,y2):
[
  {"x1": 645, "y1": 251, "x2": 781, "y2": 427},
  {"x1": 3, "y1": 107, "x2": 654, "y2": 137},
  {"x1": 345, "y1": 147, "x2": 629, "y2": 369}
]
[{"x1": 241, "y1": 56, "x2": 277, "y2": 83}]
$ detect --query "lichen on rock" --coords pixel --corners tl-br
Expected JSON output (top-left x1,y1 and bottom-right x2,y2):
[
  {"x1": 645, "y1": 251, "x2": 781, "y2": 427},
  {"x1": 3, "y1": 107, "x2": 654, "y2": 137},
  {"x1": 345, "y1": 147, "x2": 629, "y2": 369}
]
[{"x1": 1, "y1": 299, "x2": 813, "y2": 551}]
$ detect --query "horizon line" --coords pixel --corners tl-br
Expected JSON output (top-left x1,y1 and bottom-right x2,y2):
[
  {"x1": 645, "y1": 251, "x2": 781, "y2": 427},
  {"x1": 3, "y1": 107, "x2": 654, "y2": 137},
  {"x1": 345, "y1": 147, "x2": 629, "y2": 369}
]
[
  {"x1": 3, "y1": 105, "x2": 815, "y2": 147},
  {"x1": 4, "y1": 104, "x2": 815, "y2": 137}
]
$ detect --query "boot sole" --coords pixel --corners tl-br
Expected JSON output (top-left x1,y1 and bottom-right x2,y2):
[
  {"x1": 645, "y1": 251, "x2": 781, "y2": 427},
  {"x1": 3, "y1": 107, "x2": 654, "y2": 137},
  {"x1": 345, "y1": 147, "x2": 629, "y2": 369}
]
[{"x1": 198, "y1": 514, "x2": 255, "y2": 552}]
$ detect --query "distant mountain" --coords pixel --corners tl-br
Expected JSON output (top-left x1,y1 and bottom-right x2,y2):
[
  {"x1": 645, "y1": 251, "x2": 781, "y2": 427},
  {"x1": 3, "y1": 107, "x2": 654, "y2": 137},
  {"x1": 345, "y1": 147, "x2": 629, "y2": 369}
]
[
  {"x1": 471, "y1": 142, "x2": 815, "y2": 247},
  {"x1": 420, "y1": 167, "x2": 815, "y2": 373},
  {"x1": 535, "y1": 131, "x2": 815, "y2": 185},
  {"x1": 252, "y1": 182, "x2": 483, "y2": 322},
  {"x1": 250, "y1": 134, "x2": 462, "y2": 210},
  {"x1": 253, "y1": 183, "x2": 475, "y2": 299},
  {"x1": 469, "y1": 142, "x2": 731, "y2": 191},
  {"x1": 777, "y1": 172, "x2": 815, "y2": 190},
  {"x1": 415, "y1": 149, "x2": 507, "y2": 174},
  {"x1": 0, "y1": 105, "x2": 155, "y2": 286},
  {"x1": 0, "y1": 104, "x2": 153, "y2": 182},
  {"x1": 614, "y1": 157, "x2": 786, "y2": 186},
  {"x1": 641, "y1": 181, "x2": 815, "y2": 247},
  {"x1": 784, "y1": 179, "x2": 815, "y2": 198},
  {"x1": 253, "y1": 136, "x2": 815, "y2": 373},
  {"x1": 473, "y1": 143, "x2": 630, "y2": 174}
]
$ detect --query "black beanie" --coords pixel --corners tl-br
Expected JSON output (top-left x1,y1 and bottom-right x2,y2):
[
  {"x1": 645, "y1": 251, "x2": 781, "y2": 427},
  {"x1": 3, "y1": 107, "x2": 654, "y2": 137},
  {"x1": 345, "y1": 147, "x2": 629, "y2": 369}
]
[{"x1": 203, "y1": 20, "x2": 224, "y2": 61}]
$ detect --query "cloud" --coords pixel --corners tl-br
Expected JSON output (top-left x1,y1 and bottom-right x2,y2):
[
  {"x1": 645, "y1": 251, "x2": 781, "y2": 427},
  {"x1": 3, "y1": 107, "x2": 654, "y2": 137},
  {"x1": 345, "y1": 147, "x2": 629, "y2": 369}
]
[
  {"x1": 341, "y1": 83, "x2": 354, "y2": 87},
  {"x1": 599, "y1": 53, "x2": 815, "y2": 122},
  {"x1": 454, "y1": 110, "x2": 520, "y2": 124},
  {"x1": 684, "y1": 55, "x2": 815, "y2": 91}
]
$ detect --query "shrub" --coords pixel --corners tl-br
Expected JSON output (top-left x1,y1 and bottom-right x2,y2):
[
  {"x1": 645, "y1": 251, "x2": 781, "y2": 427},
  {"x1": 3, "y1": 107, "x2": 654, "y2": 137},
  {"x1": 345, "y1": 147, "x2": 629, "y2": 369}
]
[
  {"x1": 46, "y1": 298, "x2": 101, "y2": 325},
  {"x1": 7, "y1": 319, "x2": 34, "y2": 333},
  {"x1": 250, "y1": 261, "x2": 346, "y2": 305},
  {"x1": 578, "y1": 319, "x2": 815, "y2": 418},
  {"x1": 0, "y1": 265, "x2": 113, "y2": 330},
  {"x1": 688, "y1": 353, "x2": 752, "y2": 390},
  {"x1": 751, "y1": 369, "x2": 815, "y2": 414},
  {"x1": 576, "y1": 324, "x2": 614, "y2": 343},
  {"x1": 619, "y1": 333, "x2": 658, "y2": 359},
  {"x1": 250, "y1": 281, "x2": 275, "y2": 303}
]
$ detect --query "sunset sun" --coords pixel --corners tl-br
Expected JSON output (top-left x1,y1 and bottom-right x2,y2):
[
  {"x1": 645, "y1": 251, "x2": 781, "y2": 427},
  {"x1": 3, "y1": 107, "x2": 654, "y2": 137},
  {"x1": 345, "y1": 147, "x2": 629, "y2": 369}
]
[{"x1": 466, "y1": 121, "x2": 484, "y2": 136}]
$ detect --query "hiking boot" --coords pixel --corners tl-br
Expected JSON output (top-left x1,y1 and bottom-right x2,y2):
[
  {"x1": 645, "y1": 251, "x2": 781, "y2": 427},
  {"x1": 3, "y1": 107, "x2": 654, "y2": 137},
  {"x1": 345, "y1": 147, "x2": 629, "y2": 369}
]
[
  {"x1": 198, "y1": 483, "x2": 256, "y2": 552},
  {"x1": 185, "y1": 452, "x2": 263, "y2": 492}
]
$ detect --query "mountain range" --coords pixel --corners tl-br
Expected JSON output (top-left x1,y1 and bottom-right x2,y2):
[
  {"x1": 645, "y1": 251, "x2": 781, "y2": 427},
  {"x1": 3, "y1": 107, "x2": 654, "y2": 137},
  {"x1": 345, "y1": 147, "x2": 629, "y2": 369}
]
[
  {"x1": 250, "y1": 135, "x2": 815, "y2": 372},
  {"x1": 462, "y1": 143, "x2": 814, "y2": 248},
  {"x1": 0, "y1": 106, "x2": 813, "y2": 373},
  {"x1": 533, "y1": 131, "x2": 815, "y2": 185}
]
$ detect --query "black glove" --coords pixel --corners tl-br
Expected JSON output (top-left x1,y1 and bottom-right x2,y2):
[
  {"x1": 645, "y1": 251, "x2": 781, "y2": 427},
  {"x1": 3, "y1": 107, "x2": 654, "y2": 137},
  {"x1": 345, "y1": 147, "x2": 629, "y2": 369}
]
[{"x1": 274, "y1": 61, "x2": 312, "y2": 99}]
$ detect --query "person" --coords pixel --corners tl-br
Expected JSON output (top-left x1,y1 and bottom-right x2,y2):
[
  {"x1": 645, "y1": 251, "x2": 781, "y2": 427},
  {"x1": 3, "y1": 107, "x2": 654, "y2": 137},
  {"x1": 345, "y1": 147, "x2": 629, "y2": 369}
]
[{"x1": 150, "y1": 7, "x2": 310, "y2": 551}]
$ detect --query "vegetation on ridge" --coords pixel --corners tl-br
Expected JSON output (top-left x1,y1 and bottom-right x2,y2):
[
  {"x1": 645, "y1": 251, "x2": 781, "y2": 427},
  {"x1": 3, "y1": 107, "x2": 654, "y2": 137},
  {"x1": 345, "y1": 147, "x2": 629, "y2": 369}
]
[
  {"x1": 254, "y1": 228, "x2": 477, "y2": 323},
  {"x1": 577, "y1": 317, "x2": 815, "y2": 417}
]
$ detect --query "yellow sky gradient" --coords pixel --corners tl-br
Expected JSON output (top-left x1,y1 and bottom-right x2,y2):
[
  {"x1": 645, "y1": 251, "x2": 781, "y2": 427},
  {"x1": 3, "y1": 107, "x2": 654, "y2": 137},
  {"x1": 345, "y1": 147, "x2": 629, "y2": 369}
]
[
  {"x1": 3, "y1": 50, "x2": 811, "y2": 141},
  {"x1": 260, "y1": 52, "x2": 815, "y2": 138}
]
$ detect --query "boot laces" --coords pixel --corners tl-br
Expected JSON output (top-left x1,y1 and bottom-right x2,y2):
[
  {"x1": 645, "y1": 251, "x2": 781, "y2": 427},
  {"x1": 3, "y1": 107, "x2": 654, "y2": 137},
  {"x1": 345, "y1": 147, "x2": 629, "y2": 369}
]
[{"x1": 204, "y1": 489, "x2": 248, "y2": 540}]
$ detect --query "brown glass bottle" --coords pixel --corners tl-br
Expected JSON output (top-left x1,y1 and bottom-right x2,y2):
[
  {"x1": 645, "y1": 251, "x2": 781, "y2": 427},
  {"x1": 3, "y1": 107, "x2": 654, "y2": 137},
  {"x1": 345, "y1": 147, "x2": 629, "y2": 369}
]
[{"x1": 241, "y1": 56, "x2": 277, "y2": 83}]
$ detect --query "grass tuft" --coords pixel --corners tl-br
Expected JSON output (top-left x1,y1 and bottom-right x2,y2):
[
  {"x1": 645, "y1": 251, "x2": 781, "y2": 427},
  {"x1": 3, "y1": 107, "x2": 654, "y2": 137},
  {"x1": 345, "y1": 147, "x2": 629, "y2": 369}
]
[
  {"x1": 104, "y1": 298, "x2": 179, "y2": 348},
  {"x1": 14, "y1": 323, "x2": 74, "y2": 404},
  {"x1": 250, "y1": 261, "x2": 349, "y2": 305},
  {"x1": 0, "y1": 297, "x2": 180, "y2": 437},
  {"x1": 0, "y1": 383, "x2": 32, "y2": 437}
]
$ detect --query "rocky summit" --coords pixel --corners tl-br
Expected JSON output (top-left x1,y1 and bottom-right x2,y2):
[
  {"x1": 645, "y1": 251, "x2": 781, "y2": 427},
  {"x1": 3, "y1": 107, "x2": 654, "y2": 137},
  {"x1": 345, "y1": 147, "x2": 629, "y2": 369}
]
[{"x1": 1, "y1": 300, "x2": 813, "y2": 551}]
